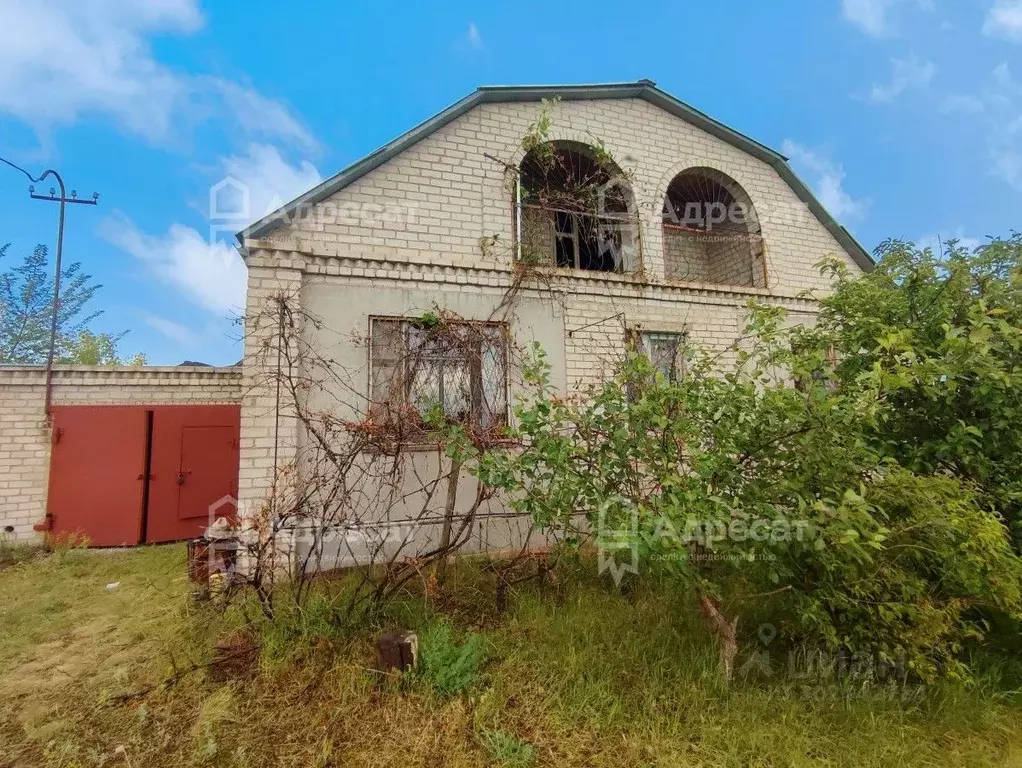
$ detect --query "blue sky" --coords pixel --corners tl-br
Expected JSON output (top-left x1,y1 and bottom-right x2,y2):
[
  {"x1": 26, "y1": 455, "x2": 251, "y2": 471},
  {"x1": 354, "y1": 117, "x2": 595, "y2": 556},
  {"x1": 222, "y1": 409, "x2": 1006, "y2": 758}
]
[{"x1": 1, "y1": 0, "x2": 1021, "y2": 365}]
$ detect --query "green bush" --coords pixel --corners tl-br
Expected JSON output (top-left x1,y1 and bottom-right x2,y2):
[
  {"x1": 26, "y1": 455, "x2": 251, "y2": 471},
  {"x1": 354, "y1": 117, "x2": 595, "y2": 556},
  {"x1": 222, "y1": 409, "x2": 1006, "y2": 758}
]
[{"x1": 461, "y1": 241, "x2": 1022, "y2": 681}]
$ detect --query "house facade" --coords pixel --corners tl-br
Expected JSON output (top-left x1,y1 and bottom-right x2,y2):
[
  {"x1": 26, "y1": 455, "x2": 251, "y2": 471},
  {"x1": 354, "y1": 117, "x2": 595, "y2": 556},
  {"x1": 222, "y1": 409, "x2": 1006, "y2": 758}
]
[{"x1": 234, "y1": 81, "x2": 872, "y2": 571}]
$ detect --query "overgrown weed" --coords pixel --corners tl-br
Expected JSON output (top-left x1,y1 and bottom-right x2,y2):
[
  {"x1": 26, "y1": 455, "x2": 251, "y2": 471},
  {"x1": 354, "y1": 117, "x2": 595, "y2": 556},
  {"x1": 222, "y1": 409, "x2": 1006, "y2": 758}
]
[{"x1": 3, "y1": 545, "x2": 1022, "y2": 767}]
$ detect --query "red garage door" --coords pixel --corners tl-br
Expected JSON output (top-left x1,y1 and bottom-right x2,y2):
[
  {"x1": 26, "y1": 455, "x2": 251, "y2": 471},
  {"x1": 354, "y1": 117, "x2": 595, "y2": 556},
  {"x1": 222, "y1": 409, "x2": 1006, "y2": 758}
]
[
  {"x1": 45, "y1": 405, "x2": 240, "y2": 546},
  {"x1": 145, "y1": 406, "x2": 239, "y2": 543},
  {"x1": 47, "y1": 407, "x2": 148, "y2": 547}
]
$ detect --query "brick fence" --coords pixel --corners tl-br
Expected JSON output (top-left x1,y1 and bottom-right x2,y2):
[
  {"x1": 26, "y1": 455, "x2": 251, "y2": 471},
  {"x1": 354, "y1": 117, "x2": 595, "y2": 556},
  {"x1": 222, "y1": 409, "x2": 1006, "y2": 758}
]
[{"x1": 0, "y1": 365, "x2": 242, "y2": 541}]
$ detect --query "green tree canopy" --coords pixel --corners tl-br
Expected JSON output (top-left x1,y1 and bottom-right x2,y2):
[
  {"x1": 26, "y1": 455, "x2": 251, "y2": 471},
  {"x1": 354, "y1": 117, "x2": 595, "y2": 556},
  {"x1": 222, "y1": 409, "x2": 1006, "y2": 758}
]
[
  {"x1": 0, "y1": 242, "x2": 144, "y2": 365},
  {"x1": 819, "y1": 235, "x2": 1022, "y2": 546}
]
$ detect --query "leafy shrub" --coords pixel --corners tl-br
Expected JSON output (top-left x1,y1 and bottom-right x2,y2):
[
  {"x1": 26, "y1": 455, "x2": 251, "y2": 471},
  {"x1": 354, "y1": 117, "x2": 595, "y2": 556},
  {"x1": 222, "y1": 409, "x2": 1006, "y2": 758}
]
[
  {"x1": 417, "y1": 620, "x2": 485, "y2": 695},
  {"x1": 464, "y1": 250, "x2": 1022, "y2": 681},
  {"x1": 820, "y1": 236, "x2": 1022, "y2": 547}
]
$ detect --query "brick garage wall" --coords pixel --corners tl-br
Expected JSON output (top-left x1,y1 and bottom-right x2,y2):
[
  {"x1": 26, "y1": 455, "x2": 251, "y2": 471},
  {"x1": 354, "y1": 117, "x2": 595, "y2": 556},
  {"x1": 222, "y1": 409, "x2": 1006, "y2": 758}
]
[{"x1": 0, "y1": 366, "x2": 242, "y2": 542}]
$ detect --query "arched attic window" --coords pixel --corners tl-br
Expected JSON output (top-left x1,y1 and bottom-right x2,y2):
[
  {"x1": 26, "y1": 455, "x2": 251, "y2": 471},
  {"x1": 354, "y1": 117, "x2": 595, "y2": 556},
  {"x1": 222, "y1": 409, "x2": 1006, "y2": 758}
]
[
  {"x1": 661, "y1": 167, "x2": 765, "y2": 287},
  {"x1": 517, "y1": 140, "x2": 636, "y2": 273}
]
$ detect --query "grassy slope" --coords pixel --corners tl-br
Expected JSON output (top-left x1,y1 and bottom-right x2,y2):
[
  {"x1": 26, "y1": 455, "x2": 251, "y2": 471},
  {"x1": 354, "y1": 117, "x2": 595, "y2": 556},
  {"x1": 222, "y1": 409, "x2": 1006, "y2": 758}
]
[{"x1": 1, "y1": 545, "x2": 1021, "y2": 767}]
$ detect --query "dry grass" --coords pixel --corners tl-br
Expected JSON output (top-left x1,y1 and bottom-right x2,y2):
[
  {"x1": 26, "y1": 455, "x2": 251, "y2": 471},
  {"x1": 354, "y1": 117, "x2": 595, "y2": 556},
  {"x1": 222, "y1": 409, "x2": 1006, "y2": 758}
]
[{"x1": 1, "y1": 545, "x2": 1021, "y2": 767}]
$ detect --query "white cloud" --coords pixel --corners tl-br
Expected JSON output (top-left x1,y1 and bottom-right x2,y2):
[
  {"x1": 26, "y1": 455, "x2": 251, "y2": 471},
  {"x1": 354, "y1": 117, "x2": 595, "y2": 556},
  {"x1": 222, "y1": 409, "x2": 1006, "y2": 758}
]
[
  {"x1": 101, "y1": 143, "x2": 319, "y2": 314},
  {"x1": 916, "y1": 229, "x2": 985, "y2": 254},
  {"x1": 467, "y1": 22, "x2": 485, "y2": 50},
  {"x1": 993, "y1": 61, "x2": 1018, "y2": 91},
  {"x1": 939, "y1": 94, "x2": 986, "y2": 114},
  {"x1": 991, "y1": 148, "x2": 1022, "y2": 186},
  {"x1": 99, "y1": 213, "x2": 246, "y2": 316},
  {"x1": 219, "y1": 143, "x2": 322, "y2": 226},
  {"x1": 984, "y1": 0, "x2": 1022, "y2": 42},
  {"x1": 974, "y1": 63, "x2": 1022, "y2": 187},
  {"x1": 1, "y1": 0, "x2": 323, "y2": 338},
  {"x1": 782, "y1": 140, "x2": 868, "y2": 220},
  {"x1": 0, "y1": 0, "x2": 311, "y2": 147},
  {"x1": 869, "y1": 56, "x2": 936, "y2": 103},
  {"x1": 205, "y1": 79, "x2": 318, "y2": 152},
  {"x1": 142, "y1": 314, "x2": 198, "y2": 346},
  {"x1": 841, "y1": 0, "x2": 932, "y2": 37}
]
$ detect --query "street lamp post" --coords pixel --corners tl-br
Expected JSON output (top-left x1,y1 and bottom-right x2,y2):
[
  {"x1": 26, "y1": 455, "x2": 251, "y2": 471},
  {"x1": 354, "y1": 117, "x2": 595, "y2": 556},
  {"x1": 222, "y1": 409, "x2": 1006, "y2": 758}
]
[{"x1": 1, "y1": 158, "x2": 99, "y2": 418}]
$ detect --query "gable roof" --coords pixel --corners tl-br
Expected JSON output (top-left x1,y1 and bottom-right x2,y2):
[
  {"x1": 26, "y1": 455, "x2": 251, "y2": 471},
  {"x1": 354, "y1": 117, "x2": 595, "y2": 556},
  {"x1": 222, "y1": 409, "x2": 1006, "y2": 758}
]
[{"x1": 238, "y1": 80, "x2": 874, "y2": 272}]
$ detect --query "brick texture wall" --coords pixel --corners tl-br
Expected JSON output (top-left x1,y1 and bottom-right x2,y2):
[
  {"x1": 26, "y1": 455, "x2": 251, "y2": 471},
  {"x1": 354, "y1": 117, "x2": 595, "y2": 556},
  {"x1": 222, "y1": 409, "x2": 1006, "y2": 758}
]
[
  {"x1": 0, "y1": 366, "x2": 241, "y2": 541},
  {"x1": 247, "y1": 97, "x2": 862, "y2": 292},
  {"x1": 235, "y1": 95, "x2": 866, "y2": 565},
  {"x1": 662, "y1": 227, "x2": 765, "y2": 286}
]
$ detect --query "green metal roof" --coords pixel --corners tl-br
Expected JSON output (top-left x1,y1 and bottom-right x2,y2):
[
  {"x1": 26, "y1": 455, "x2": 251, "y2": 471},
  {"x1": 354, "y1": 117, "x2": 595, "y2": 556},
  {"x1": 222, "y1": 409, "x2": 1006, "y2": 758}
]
[{"x1": 238, "y1": 80, "x2": 874, "y2": 272}]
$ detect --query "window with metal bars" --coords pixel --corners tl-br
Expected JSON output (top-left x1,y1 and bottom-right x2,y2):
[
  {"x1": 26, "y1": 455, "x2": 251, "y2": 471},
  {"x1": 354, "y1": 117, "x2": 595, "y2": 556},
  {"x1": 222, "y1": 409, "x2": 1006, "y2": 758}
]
[
  {"x1": 369, "y1": 318, "x2": 509, "y2": 431},
  {"x1": 518, "y1": 140, "x2": 631, "y2": 273}
]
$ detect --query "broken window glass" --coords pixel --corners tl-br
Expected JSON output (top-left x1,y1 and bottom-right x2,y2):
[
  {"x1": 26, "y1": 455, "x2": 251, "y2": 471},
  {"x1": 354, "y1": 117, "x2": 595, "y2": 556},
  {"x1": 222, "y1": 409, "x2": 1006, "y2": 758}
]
[{"x1": 518, "y1": 141, "x2": 632, "y2": 273}]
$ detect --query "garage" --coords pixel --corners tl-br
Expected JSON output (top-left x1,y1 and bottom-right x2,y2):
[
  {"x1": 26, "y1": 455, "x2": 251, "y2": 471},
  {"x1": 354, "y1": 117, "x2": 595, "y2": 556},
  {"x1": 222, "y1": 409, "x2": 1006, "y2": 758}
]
[{"x1": 43, "y1": 405, "x2": 240, "y2": 546}]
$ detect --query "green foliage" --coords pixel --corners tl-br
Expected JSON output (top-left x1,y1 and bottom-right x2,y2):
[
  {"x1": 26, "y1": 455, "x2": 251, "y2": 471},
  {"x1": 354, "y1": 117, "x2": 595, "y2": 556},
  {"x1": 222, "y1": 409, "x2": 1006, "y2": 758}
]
[
  {"x1": 417, "y1": 620, "x2": 485, "y2": 695},
  {"x1": 481, "y1": 730, "x2": 536, "y2": 768},
  {"x1": 519, "y1": 98, "x2": 559, "y2": 165},
  {"x1": 414, "y1": 310, "x2": 442, "y2": 330},
  {"x1": 0, "y1": 242, "x2": 143, "y2": 364},
  {"x1": 60, "y1": 329, "x2": 147, "y2": 365},
  {"x1": 467, "y1": 241, "x2": 1022, "y2": 680},
  {"x1": 819, "y1": 236, "x2": 1022, "y2": 547}
]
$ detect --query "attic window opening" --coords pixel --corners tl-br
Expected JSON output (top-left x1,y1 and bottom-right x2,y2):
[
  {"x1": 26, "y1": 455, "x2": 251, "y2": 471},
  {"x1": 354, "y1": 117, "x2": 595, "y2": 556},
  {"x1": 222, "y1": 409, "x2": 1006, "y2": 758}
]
[
  {"x1": 517, "y1": 140, "x2": 634, "y2": 273},
  {"x1": 661, "y1": 167, "x2": 766, "y2": 288}
]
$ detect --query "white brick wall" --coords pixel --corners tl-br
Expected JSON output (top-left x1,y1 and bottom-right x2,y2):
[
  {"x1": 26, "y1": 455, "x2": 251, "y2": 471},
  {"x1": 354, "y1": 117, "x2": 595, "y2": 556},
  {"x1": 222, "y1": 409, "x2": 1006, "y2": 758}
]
[
  {"x1": 236, "y1": 94, "x2": 866, "y2": 565},
  {"x1": 236, "y1": 263, "x2": 304, "y2": 528},
  {"x1": 247, "y1": 97, "x2": 862, "y2": 293},
  {"x1": 0, "y1": 366, "x2": 241, "y2": 541}
]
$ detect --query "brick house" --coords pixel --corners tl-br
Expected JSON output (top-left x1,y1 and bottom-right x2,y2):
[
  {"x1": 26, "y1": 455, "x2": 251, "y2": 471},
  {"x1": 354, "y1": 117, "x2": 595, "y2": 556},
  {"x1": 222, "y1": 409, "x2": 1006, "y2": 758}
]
[{"x1": 232, "y1": 80, "x2": 872, "y2": 569}]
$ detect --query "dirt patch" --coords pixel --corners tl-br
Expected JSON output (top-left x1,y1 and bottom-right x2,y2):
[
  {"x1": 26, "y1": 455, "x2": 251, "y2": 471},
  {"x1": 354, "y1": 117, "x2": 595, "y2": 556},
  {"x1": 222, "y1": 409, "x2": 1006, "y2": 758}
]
[{"x1": 207, "y1": 633, "x2": 259, "y2": 683}]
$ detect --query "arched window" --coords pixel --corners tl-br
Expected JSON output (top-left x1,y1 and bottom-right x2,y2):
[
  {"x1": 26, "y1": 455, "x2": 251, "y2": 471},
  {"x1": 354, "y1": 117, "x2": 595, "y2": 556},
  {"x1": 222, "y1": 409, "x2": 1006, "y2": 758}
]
[
  {"x1": 661, "y1": 168, "x2": 765, "y2": 287},
  {"x1": 517, "y1": 141, "x2": 635, "y2": 272}
]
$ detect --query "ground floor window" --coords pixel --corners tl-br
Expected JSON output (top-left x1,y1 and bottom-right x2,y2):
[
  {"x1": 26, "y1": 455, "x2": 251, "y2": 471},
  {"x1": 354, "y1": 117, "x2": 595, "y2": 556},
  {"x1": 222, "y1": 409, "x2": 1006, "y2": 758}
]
[
  {"x1": 370, "y1": 317, "x2": 508, "y2": 431},
  {"x1": 637, "y1": 331, "x2": 686, "y2": 383}
]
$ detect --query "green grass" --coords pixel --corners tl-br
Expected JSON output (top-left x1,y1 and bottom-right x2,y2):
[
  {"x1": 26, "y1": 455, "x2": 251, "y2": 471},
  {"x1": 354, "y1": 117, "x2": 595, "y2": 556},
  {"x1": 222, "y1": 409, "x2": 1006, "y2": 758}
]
[
  {"x1": 1, "y1": 546, "x2": 1021, "y2": 767},
  {"x1": 0, "y1": 537, "x2": 42, "y2": 570},
  {"x1": 415, "y1": 620, "x2": 486, "y2": 696},
  {"x1": 482, "y1": 729, "x2": 537, "y2": 767}
]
